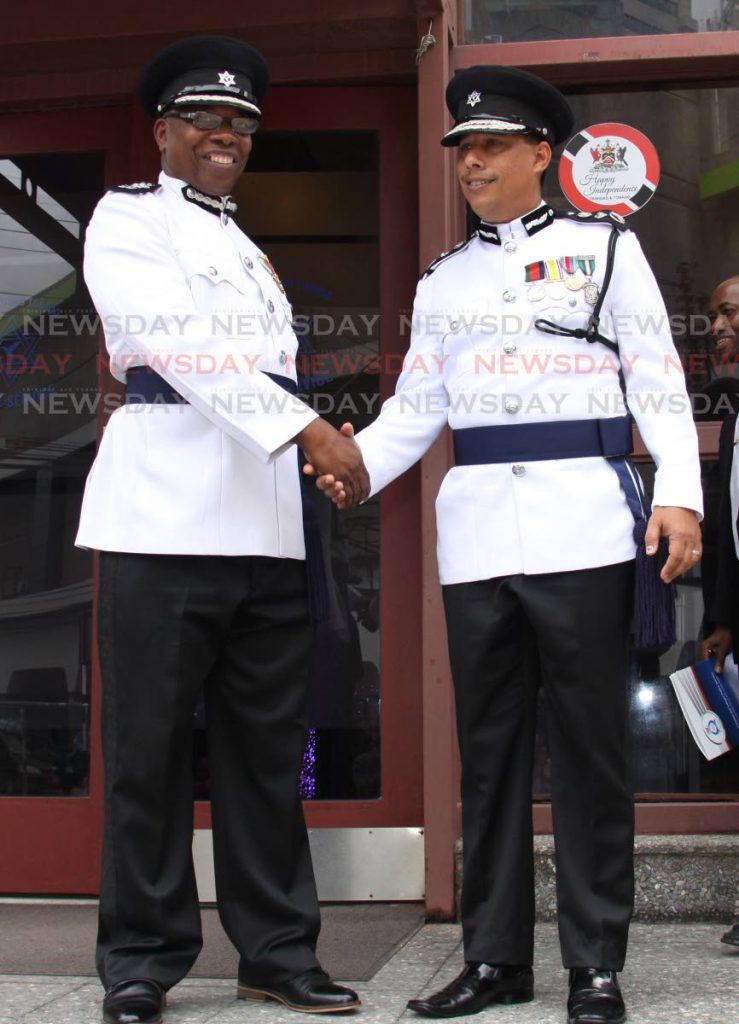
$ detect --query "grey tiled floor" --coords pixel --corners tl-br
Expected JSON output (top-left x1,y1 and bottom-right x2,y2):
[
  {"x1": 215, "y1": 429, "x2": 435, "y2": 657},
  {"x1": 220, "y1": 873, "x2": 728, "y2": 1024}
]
[{"x1": 0, "y1": 923, "x2": 736, "y2": 1024}]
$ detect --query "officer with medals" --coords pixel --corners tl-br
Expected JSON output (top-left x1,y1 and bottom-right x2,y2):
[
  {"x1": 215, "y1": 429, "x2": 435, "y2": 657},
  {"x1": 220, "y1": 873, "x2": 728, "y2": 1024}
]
[
  {"x1": 311, "y1": 67, "x2": 703, "y2": 1024},
  {"x1": 76, "y1": 35, "x2": 366, "y2": 1024}
]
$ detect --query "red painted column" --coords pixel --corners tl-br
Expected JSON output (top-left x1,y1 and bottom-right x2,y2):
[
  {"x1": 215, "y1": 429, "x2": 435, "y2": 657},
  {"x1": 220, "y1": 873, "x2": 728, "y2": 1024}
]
[{"x1": 415, "y1": 0, "x2": 462, "y2": 921}]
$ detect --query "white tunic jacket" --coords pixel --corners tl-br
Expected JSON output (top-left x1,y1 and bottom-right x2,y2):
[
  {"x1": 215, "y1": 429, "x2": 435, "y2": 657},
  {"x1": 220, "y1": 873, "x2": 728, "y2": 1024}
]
[
  {"x1": 76, "y1": 171, "x2": 318, "y2": 557},
  {"x1": 358, "y1": 206, "x2": 703, "y2": 585}
]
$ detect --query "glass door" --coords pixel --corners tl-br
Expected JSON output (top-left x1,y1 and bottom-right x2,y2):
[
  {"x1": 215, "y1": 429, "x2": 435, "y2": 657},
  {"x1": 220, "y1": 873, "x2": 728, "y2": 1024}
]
[{"x1": 0, "y1": 110, "x2": 128, "y2": 892}]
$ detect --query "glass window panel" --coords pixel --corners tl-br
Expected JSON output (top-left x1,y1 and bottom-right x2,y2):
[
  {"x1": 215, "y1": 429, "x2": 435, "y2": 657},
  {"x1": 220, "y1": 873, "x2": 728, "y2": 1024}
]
[
  {"x1": 192, "y1": 131, "x2": 381, "y2": 801},
  {"x1": 464, "y1": 0, "x2": 739, "y2": 42},
  {"x1": 0, "y1": 152, "x2": 102, "y2": 797}
]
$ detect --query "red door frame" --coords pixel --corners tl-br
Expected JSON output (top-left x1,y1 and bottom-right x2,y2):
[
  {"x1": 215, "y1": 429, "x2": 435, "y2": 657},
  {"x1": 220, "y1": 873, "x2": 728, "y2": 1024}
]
[{"x1": 0, "y1": 108, "x2": 130, "y2": 893}]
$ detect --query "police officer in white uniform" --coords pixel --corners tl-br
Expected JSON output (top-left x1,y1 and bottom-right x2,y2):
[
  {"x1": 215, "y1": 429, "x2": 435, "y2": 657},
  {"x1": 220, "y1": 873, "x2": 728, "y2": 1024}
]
[
  {"x1": 76, "y1": 35, "x2": 366, "y2": 1024},
  {"x1": 313, "y1": 67, "x2": 703, "y2": 1024}
]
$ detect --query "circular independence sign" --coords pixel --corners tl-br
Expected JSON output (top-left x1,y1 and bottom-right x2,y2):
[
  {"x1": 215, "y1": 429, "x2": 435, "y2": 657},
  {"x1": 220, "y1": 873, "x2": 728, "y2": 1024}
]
[{"x1": 559, "y1": 122, "x2": 660, "y2": 217}]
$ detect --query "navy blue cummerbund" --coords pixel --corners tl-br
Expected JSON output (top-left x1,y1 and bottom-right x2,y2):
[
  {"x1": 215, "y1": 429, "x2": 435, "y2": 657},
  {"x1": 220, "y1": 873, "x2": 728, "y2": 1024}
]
[
  {"x1": 453, "y1": 415, "x2": 633, "y2": 465},
  {"x1": 124, "y1": 365, "x2": 297, "y2": 402}
]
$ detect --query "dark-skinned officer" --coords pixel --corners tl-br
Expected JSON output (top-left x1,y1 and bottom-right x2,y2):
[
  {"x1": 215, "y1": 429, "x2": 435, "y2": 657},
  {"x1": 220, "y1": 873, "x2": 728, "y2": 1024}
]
[{"x1": 76, "y1": 35, "x2": 366, "y2": 1024}]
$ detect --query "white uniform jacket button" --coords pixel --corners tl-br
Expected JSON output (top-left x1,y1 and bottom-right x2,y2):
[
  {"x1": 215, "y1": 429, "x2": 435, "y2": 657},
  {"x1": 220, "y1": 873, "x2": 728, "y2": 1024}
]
[
  {"x1": 208, "y1": 266, "x2": 218, "y2": 277},
  {"x1": 503, "y1": 342, "x2": 517, "y2": 354},
  {"x1": 267, "y1": 300, "x2": 275, "y2": 313},
  {"x1": 503, "y1": 240, "x2": 517, "y2": 253},
  {"x1": 504, "y1": 397, "x2": 521, "y2": 414},
  {"x1": 279, "y1": 350, "x2": 288, "y2": 365},
  {"x1": 242, "y1": 255, "x2": 254, "y2": 270},
  {"x1": 512, "y1": 464, "x2": 526, "y2": 476},
  {"x1": 502, "y1": 289, "x2": 517, "y2": 303}
]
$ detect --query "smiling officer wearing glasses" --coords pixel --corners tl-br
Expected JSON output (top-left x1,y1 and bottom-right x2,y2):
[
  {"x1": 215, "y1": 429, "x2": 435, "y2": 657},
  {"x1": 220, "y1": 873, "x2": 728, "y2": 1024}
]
[{"x1": 76, "y1": 35, "x2": 365, "y2": 1024}]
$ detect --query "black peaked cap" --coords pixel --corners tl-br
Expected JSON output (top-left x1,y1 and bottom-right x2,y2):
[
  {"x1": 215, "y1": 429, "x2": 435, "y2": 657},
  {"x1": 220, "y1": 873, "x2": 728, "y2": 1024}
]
[
  {"x1": 443, "y1": 65, "x2": 573, "y2": 147},
  {"x1": 139, "y1": 35, "x2": 269, "y2": 119}
]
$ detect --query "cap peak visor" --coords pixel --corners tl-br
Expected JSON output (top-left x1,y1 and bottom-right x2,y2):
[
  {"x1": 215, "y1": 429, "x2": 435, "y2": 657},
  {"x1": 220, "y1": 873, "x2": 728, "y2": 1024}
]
[
  {"x1": 166, "y1": 93, "x2": 261, "y2": 116},
  {"x1": 442, "y1": 117, "x2": 539, "y2": 147}
]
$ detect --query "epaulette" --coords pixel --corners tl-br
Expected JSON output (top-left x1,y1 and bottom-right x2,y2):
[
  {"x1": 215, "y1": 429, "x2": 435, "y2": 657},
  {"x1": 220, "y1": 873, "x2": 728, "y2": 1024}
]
[
  {"x1": 107, "y1": 182, "x2": 161, "y2": 195},
  {"x1": 555, "y1": 209, "x2": 629, "y2": 232},
  {"x1": 422, "y1": 238, "x2": 473, "y2": 279}
]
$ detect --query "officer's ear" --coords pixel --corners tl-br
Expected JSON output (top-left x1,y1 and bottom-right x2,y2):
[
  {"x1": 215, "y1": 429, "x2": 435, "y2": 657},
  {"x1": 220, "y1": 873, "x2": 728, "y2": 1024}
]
[
  {"x1": 153, "y1": 118, "x2": 169, "y2": 153},
  {"x1": 533, "y1": 138, "x2": 552, "y2": 176}
]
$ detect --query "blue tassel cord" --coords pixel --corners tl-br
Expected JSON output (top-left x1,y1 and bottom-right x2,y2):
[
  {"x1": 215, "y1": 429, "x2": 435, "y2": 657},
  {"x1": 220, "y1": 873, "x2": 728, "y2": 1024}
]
[{"x1": 631, "y1": 519, "x2": 676, "y2": 654}]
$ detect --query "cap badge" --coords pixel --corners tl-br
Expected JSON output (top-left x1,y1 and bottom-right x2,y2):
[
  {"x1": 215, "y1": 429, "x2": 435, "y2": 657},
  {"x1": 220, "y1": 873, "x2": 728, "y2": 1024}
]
[
  {"x1": 466, "y1": 90, "x2": 481, "y2": 108},
  {"x1": 218, "y1": 70, "x2": 236, "y2": 87}
]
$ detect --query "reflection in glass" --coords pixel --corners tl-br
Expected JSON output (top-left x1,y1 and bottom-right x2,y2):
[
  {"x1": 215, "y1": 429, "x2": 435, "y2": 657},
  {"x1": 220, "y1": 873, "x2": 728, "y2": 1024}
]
[
  {"x1": 464, "y1": 0, "x2": 738, "y2": 43},
  {"x1": 0, "y1": 153, "x2": 101, "y2": 797},
  {"x1": 192, "y1": 133, "x2": 382, "y2": 801}
]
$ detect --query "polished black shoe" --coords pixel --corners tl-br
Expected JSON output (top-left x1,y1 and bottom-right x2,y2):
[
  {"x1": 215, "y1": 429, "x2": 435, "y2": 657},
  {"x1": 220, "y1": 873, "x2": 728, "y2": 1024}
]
[
  {"x1": 407, "y1": 963, "x2": 534, "y2": 1018},
  {"x1": 237, "y1": 968, "x2": 361, "y2": 1013},
  {"x1": 102, "y1": 979, "x2": 166, "y2": 1024},
  {"x1": 567, "y1": 969, "x2": 626, "y2": 1024},
  {"x1": 721, "y1": 922, "x2": 739, "y2": 947}
]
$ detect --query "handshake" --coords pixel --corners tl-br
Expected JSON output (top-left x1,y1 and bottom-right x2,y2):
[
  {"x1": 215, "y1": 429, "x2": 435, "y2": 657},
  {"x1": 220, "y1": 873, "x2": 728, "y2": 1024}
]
[{"x1": 295, "y1": 420, "x2": 367, "y2": 509}]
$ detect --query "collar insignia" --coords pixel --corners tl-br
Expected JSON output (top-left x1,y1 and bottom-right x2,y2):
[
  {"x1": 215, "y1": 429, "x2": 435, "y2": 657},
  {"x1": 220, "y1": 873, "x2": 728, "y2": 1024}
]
[
  {"x1": 477, "y1": 223, "x2": 501, "y2": 245},
  {"x1": 521, "y1": 205, "x2": 555, "y2": 236},
  {"x1": 182, "y1": 185, "x2": 237, "y2": 220}
]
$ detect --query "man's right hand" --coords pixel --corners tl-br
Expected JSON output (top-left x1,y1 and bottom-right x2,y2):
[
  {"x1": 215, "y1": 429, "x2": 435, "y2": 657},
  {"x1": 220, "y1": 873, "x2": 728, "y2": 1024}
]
[
  {"x1": 699, "y1": 626, "x2": 733, "y2": 672},
  {"x1": 294, "y1": 419, "x2": 369, "y2": 507}
]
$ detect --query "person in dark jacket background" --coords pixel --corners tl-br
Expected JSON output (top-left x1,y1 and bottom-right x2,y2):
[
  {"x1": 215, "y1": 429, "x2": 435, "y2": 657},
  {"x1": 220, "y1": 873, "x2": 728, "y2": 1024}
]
[{"x1": 699, "y1": 275, "x2": 739, "y2": 949}]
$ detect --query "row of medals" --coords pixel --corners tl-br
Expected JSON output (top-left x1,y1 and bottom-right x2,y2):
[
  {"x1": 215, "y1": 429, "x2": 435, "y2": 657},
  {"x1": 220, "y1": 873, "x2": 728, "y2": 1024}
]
[{"x1": 527, "y1": 269, "x2": 600, "y2": 307}]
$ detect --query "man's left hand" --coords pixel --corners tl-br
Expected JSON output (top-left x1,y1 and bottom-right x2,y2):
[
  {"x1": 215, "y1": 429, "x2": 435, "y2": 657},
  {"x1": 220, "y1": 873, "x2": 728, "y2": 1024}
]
[{"x1": 644, "y1": 506, "x2": 701, "y2": 583}]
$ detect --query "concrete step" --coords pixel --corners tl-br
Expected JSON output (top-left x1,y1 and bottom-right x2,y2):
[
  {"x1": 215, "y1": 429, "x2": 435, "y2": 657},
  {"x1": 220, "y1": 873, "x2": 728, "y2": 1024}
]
[
  {"x1": 456, "y1": 834, "x2": 739, "y2": 920},
  {"x1": 534, "y1": 834, "x2": 739, "y2": 921}
]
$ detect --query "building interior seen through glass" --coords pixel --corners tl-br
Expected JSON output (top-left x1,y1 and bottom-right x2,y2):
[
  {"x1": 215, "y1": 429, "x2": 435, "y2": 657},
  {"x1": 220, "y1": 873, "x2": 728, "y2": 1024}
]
[
  {"x1": 525, "y1": 85, "x2": 739, "y2": 798},
  {"x1": 0, "y1": 153, "x2": 99, "y2": 796},
  {"x1": 465, "y1": 0, "x2": 738, "y2": 42},
  {"x1": 192, "y1": 132, "x2": 382, "y2": 802}
]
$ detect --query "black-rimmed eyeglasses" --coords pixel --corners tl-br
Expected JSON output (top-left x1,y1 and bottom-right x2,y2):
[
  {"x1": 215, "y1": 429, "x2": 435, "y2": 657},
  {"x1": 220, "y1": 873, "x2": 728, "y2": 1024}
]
[{"x1": 165, "y1": 110, "x2": 259, "y2": 137}]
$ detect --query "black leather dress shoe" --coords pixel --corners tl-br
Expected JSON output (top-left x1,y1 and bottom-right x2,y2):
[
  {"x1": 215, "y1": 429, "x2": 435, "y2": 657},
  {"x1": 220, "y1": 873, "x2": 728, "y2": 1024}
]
[
  {"x1": 407, "y1": 963, "x2": 534, "y2": 1018},
  {"x1": 721, "y1": 922, "x2": 739, "y2": 947},
  {"x1": 567, "y1": 969, "x2": 626, "y2": 1024},
  {"x1": 237, "y1": 968, "x2": 361, "y2": 1013},
  {"x1": 102, "y1": 979, "x2": 166, "y2": 1024}
]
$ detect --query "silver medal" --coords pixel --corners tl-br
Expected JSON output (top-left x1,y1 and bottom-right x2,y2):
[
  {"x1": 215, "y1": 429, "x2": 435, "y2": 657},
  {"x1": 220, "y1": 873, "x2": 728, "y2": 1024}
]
[{"x1": 583, "y1": 282, "x2": 600, "y2": 306}]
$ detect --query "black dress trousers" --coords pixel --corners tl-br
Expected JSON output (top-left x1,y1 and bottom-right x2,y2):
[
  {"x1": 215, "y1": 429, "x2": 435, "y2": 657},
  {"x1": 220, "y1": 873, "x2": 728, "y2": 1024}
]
[
  {"x1": 96, "y1": 551, "x2": 321, "y2": 991},
  {"x1": 443, "y1": 561, "x2": 634, "y2": 971}
]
